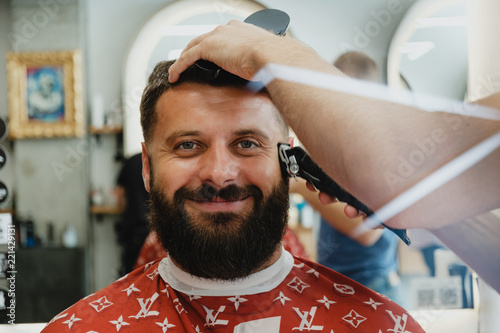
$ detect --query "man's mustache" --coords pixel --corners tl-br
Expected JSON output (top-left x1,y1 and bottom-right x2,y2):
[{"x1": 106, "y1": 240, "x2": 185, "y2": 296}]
[{"x1": 175, "y1": 184, "x2": 262, "y2": 203}]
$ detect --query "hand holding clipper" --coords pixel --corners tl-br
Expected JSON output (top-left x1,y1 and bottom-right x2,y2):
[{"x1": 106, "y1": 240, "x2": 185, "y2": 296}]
[{"x1": 278, "y1": 143, "x2": 411, "y2": 245}]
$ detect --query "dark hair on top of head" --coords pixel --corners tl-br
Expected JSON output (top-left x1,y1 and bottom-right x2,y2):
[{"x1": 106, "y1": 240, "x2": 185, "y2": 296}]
[{"x1": 140, "y1": 60, "x2": 259, "y2": 144}]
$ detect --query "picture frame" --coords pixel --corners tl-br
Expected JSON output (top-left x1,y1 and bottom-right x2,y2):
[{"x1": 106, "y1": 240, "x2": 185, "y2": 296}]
[{"x1": 6, "y1": 50, "x2": 84, "y2": 139}]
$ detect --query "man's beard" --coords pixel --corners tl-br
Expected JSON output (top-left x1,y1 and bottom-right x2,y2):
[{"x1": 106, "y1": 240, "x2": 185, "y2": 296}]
[{"x1": 148, "y1": 177, "x2": 289, "y2": 281}]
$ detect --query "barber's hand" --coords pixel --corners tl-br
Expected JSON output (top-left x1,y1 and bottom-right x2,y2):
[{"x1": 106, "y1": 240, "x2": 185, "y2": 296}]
[
  {"x1": 169, "y1": 20, "x2": 281, "y2": 83},
  {"x1": 303, "y1": 181, "x2": 367, "y2": 219},
  {"x1": 301, "y1": 181, "x2": 335, "y2": 205},
  {"x1": 169, "y1": 20, "x2": 323, "y2": 83},
  {"x1": 344, "y1": 204, "x2": 366, "y2": 219}
]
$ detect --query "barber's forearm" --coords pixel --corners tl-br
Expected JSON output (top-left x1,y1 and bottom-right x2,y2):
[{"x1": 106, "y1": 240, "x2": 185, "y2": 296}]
[{"x1": 270, "y1": 78, "x2": 500, "y2": 228}]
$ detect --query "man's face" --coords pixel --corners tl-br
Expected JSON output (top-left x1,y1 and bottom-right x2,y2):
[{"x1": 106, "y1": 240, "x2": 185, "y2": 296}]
[{"x1": 142, "y1": 83, "x2": 291, "y2": 280}]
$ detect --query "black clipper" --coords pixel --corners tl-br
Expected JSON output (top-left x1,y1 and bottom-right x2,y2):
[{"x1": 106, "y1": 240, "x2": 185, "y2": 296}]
[
  {"x1": 195, "y1": 9, "x2": 290, "y2": 81},
  {"x1": 278, "y1": 143, "x2": 411, "y2": 245}
]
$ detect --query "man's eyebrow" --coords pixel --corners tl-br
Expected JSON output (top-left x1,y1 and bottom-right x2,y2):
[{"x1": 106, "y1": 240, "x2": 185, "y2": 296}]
[
  {"x1": 234, "y1": 129, "x2": 271, "y2": 141},
  {"x1": 165, "y1": 130, "x2": 202, "y2": 144}
]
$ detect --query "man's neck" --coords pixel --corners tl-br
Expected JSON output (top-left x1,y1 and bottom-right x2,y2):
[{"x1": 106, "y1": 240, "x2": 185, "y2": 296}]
[
  {"x1": 170, "y1": 242, "x2": 284, "y2": 280},
  {"x1": 159, "y1": 244, "x2": 294, "y2": 296}
]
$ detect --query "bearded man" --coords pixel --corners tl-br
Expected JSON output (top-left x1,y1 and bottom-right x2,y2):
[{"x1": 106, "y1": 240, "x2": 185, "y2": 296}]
[{"x1": 42, "y1": 60, "x2": 424, "y2": 332}]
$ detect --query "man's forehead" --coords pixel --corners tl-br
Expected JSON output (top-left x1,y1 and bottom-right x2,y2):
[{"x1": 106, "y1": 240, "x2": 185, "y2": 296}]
[
  {"x1": 159, "y1": 84, "x2": 275, "y2": 116},
  {"x1": 167, "y1": 82, "x2": 270, "y2": 101},
  {"x1": 157, "y1": 83, "x2": 287, "y2": 138}
]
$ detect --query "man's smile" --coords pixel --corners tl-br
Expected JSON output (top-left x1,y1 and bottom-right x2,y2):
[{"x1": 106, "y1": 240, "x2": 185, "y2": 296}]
[{"x1": 187, "y1": 196, "x2": 251, "y2": 213}]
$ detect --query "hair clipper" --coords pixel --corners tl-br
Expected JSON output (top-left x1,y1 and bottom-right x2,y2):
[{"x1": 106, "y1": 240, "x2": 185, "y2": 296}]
[{"x1": 278, "y1": 143, "x2": 411, "y2": 245}]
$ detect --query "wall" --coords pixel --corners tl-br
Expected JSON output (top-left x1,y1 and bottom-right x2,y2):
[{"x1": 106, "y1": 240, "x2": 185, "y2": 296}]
[
  {"x1": 6, "y1": 0, "x2": 88, "y2": 249},
  {"x1": 0, "y1": 0, "x2": 415, "y2": 293},
  {"x1": 84, "y1": 0, "x2": 174, "y2": 292}
]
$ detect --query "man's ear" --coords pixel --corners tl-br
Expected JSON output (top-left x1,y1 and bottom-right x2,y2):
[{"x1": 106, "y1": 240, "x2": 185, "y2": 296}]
[
  {"x1": 141, "y1": 142, "x2": 151, "y2": 193},
  {"x1": 287, "y1": 136, "x2": 294, "y2": 147}
]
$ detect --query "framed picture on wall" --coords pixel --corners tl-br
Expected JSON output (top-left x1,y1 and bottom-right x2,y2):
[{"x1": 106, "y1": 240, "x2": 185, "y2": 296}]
[{"x1": 6, "y1": 50, "x2": 84, "y2": 139}]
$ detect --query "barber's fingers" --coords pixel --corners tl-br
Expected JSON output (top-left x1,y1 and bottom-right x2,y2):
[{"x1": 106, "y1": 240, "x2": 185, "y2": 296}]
[
  {"x1": 316, "y1": 187, "x2": 367, "y2": 221},
  {"x1": 168, "y1": 23, "x2": 228, "y2": 82},
  {"x1": 168, "y1": 32, "x2": 208, "y2": 83},
  {"x1": 303, "y1": 181, "x2": 337, "y2": 205},
  {"x1": 168, "y1": 21, "x2": 246, "y2": 82},
  {"x1": 344, "y1": 204, "x2": 364, "y2": 219},
  {"x1": 304, "y1": 181, "x2": 315, "y2": 192},
  {"x1": 169, "y1": 20, "x2": 278, "y2": 83},
  {"x1": 318, "y1": 192, "x2": 336, "y2": 205}
]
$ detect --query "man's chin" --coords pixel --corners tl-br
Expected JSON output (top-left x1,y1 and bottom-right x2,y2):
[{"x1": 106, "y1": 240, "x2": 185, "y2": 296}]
[
  {"x1": 183, "y1": 211, "x2": 245, "y2": 235},
  {"x1": 183, "y1": 198, "x2": 254, "y2": 228}
]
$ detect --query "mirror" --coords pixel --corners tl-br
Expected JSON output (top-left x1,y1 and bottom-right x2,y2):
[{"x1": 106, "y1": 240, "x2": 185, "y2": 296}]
[{"x1": 387, "y1": 0, "x2": 467, "y2": 101}]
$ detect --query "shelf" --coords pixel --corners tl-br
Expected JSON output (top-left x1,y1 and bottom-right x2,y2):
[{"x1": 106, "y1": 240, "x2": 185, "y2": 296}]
[
  {"x1": 90, "y1": 205, "x2": 121, "y2": 215},
  {"x1": 88, "y1": 125, "x2": 124, "y2": 160},
  {"x1": 88, "y1": 125, "x2": 123, "y2": 135}
]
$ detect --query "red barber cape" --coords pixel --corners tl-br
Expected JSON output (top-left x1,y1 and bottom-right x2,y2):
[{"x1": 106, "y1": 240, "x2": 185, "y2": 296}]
[{"x1": 42, "y1": 251, "x2": 424, "y2": 332}]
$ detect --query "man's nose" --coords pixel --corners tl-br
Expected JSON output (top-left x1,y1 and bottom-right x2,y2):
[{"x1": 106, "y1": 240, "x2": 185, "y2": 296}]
[{"x1": 198, "y1": 145, "x2": 239, "y2": 188}]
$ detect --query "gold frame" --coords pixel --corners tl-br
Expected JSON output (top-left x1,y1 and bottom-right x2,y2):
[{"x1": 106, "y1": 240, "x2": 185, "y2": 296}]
[{"x1": 6, "y1": 50, "x2": 84, "y2": 139}]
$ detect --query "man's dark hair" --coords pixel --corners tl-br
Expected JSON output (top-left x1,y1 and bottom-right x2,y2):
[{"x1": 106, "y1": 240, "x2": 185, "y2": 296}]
[{"x1": 140, "y1": 60, "x2": 253, "y2": 144}]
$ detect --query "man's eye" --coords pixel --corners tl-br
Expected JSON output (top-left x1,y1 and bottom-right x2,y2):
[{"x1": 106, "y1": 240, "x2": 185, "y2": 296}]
[
  {"x1": 238, "y1": 140, "x2": 257, "y2": 149},
  {"x1": 177, "y1": 142, "x2": 196, "y2": 150}
]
